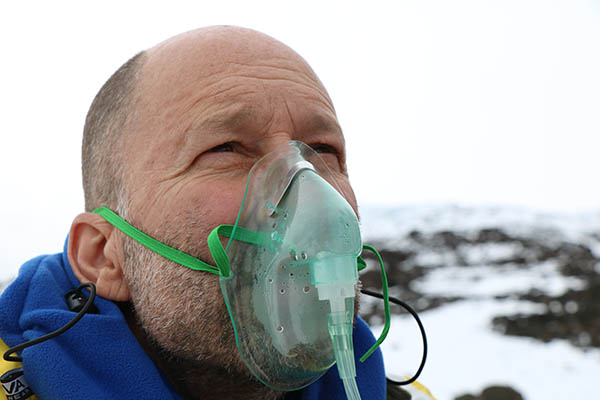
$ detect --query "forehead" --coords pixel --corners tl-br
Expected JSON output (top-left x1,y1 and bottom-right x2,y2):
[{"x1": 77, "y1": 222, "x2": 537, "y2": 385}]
[
  {"x1": 140, "y1": 56, "x2": 336, "y2": 124},
  {"x1": 134, "y1": 60, "x2": 335, "y2": 143},
  {"x1": 129, "y1": 32, "x2": 338, "y2": 146},
  {"x1": 122, "y1": 30, "x2": 344, "y2": 187},
  {"x1": 138, "y1": 28, "x2": 331, "y2": 111}
]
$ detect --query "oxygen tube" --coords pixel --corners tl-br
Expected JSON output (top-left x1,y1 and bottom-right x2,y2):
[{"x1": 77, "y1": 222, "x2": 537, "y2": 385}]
[{"x1": 313, "y1": 254, "x2": 362, "y2": 400}]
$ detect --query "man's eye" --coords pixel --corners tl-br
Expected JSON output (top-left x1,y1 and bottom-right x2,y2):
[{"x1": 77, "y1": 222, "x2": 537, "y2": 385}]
[
  {"x1": 311, "y1": 143, "x2": 338, "y2": 155},
  {"x1": 208, "y1": 142, "x2": 235, "y2": 152}
]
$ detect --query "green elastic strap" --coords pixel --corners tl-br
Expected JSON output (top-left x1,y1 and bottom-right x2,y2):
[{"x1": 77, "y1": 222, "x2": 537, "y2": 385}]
[
  {"x1": 94, "y1": 207, "x2": 220, "y2": 275},
  {"x1": 207, "y1": 224, "x2": 268, "y2": 278},
  {"x1": 357, "y1": 255, "x2": 367, "y2": 271},
  {"x1": 359, "y1": 244, "x2": 391, "y2": 362},
  {"x1": 93, "y1": 207, "x2": 267, "y2": 277}
]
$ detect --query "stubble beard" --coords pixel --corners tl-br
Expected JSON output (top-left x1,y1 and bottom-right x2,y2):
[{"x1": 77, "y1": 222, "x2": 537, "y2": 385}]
[{"x1": 119, "y1": 213, "x2": 283, "y2": 400}]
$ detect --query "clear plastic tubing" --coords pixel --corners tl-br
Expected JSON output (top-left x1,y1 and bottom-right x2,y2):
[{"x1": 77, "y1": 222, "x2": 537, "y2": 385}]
[
  {"x1": 315, "y1": 256, "x2": 362, "y2": 400},
  {"x1": 327, "y1": 308, "x2": 361, "y2": 399}
]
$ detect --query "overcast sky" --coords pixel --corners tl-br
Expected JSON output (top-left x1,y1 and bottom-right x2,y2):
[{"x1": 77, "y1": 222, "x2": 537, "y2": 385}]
[{"x1": 1, "y1": 0, "x2": 599, "y2": 279}]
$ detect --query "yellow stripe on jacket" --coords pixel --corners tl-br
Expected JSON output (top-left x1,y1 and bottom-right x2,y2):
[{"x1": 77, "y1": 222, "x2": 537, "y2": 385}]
[{"x1": 0, "y1": 337, "x2": 39, "y2": 400}]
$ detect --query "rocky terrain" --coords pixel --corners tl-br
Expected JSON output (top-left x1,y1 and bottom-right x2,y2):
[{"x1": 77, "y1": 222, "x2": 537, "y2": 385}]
[
  {"x1": 357, "y1": 206, "x2": 600, "y2": 399},
  {"x1": 359, "y1": 227, "x2": 600, "y2": 349}
]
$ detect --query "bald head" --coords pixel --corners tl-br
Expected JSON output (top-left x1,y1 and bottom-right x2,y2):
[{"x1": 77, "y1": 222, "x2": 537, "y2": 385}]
[
  {"x1": 147, "y1": 26, "x2": 315, "y2": 76},
  {"x1": 82, "y1": 26, "x2": 335, "y2": 213}
]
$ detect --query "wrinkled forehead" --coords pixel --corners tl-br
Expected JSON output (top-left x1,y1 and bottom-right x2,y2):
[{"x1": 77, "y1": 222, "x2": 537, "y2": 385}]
[{"x1": 137, "y1": 27, "x2": 327, "y2": 108}]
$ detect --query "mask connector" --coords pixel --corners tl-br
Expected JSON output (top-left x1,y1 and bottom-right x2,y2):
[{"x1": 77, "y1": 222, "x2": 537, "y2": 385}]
[
  {"x1": 328, "y1": 311, "x2": 361, "y2": 400},
  {"x1": 313, "y1": 255, "x2": 362, "y2": 400}
]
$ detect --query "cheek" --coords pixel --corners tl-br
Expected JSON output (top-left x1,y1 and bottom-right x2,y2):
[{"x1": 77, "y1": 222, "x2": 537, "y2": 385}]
[
  {"x1": 176, "y1": 178, "x2": 247, "y2": 228},
  {"x1": 341, "y1": 182, "x2": 358, "y2": 216}
]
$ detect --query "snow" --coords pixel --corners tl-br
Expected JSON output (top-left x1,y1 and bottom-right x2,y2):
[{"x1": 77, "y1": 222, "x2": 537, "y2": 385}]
[
  {"x1": 375, "y1": 300, "x2": 600, "y2": 400},
  {"x1": 459, "y1": 243, "x2": 524, "y2": 265},
  {"x1": 413, "y1": 261, "x2": 586, "y2": 299}
]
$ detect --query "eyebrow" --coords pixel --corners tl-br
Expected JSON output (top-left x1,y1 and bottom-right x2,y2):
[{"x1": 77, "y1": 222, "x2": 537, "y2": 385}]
[{"x1": 307, "y1": 114, "x2": 343, "y2": 136}]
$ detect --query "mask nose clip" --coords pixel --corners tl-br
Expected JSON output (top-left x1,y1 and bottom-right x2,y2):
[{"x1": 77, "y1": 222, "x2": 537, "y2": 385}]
[{"x1": 269, "y1": 160, "x2": 315, "y2": 216}]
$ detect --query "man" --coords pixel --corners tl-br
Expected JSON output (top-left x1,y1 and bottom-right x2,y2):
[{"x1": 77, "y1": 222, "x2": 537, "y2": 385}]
[{"x1": 0, "y1": 26, "x2": 422, "y2": 399}]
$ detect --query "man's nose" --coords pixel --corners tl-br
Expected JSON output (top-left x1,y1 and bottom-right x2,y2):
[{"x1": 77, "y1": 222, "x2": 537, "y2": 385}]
[{"x1": 258, "y1": 132, "x2": 298, "y2": 155}]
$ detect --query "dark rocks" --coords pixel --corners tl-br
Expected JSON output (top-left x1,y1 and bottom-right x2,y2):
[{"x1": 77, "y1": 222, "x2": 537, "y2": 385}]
[
  {"x1": 431, "y1": 231, "x2": 469, "y2": 250},
  {"x1": 493, "y1": 279, "x2": 600, "y2": 348},
  {"x1": 386, "y1": 384, "x2": 412, "y2": 400},
  {"x1": 455, "y1": 385, "x2": 524, "y2": 400},
  {"x1": 558, "y1": 243, "x2": 597, "y2": 276},
  {"x1": 474, "y1": 228, "x2": 514, "y2": 244},
  {"x1": 490, "y1": 234, "x2": 600, "y2": 348}
]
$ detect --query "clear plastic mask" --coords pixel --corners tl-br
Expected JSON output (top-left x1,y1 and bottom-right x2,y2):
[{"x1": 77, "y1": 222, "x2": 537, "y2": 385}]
[{"x1": 220, "y1": 141, "x2": 362, "y2": 390}]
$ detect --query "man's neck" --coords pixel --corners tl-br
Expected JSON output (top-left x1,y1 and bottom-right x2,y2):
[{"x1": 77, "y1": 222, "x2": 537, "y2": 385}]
[{"x1": 118, "y1": 303, "x2": 284, "y2": 400}]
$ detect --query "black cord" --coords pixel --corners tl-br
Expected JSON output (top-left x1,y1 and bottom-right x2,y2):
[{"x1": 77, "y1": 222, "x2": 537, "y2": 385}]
[
  {"x1": 3, "y1": 282, "x2": 97, "y2": 362},
  {"x1": 360, "y1": 288, "x2": 428, "y2": 386}
]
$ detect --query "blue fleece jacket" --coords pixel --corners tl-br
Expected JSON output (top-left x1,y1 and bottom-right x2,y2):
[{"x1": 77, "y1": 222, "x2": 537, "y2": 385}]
[{"x1": 0, "y1": 239, "x2": 386, "y2": 399}]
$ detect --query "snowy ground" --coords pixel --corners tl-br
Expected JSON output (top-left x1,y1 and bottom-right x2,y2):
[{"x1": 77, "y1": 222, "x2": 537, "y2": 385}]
[
  {"x1": 359, "y1": 204, "x2": 600, "y2": 399},
  {"x1": 375, "y1": 300, "x2": 600, "y2": 399}
]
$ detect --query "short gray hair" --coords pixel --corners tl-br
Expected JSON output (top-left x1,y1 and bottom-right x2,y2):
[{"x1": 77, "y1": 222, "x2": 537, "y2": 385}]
[{"x1": 82, "y1": 51, "x2": 146, "y2": 212}]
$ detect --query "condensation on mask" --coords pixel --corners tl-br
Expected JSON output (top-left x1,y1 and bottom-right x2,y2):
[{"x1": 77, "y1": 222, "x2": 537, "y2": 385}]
[{"x1": 220, "y1": 141, "x2": 362, "y2": 391}]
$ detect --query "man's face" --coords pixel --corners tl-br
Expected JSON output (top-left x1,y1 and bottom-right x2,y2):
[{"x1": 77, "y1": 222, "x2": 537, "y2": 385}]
[{"x1": 119, "y1": 29, "x2": 357, "y2": 374}]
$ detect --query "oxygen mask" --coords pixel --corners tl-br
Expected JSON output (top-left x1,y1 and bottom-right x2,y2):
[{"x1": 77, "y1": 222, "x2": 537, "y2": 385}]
[{"x1": 218, "y1": 141, "x2": 362, "y2": 393}]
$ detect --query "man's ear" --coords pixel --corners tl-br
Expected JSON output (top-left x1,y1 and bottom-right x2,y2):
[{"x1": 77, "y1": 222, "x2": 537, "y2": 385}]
[{"x1": 68, "y1": 212, "x2": 130, "y2": 301}]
